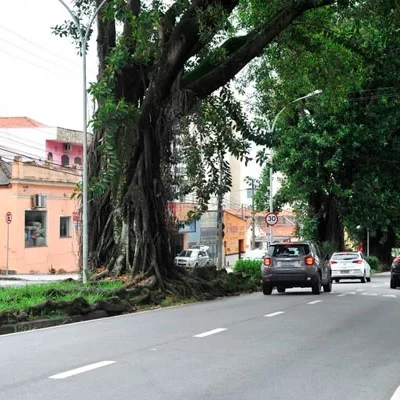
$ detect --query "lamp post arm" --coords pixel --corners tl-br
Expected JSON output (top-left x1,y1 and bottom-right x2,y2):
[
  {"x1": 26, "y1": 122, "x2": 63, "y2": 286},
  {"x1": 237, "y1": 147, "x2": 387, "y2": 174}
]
[{"x1": 57, "y1": 0, "x2": 83, "y2": 45}]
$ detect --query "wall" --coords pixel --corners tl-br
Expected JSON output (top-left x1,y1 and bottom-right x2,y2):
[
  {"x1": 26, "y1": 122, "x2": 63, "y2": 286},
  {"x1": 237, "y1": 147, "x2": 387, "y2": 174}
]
[
  {"x1": 223, "y1": 211, "x2": 246, "y2": 267},
  {"x1": 46, "y1": 140, "x2": 83, "y2": 167},
  {"x1": 0, "y1": 160, "x2": 80, "y2": 274}
]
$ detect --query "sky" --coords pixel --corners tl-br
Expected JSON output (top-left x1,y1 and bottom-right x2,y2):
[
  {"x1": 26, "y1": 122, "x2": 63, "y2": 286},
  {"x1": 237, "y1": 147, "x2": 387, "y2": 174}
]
[{"x1": 0, "y1": 0, "x2": 98, "y2": 130}]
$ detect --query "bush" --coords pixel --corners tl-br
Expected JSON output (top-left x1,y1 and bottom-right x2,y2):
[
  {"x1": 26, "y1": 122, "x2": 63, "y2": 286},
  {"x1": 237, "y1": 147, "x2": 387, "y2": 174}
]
[
  {"x1": 233, "y1": 260, "x2": 262, "y2": 280},
  {"x1": 366, "y1": 256, "x2": 379, "y2": 272}
]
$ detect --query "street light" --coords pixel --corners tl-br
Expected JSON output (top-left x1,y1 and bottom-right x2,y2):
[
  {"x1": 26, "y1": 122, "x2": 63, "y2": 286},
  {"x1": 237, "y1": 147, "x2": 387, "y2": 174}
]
[
  {"x1": 267, "y1": 89, "x2": 322, "y2": 246},
  {"x1": 57, "y1": 0, "x2": 109, "y2": 284}
]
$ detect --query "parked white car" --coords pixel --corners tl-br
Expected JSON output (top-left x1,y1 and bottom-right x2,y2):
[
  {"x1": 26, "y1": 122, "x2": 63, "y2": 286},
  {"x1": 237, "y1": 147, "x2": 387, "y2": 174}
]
[
  {"x1": 174, "y1": 249, "x2": 210, "y2": 269},
  {"x1": 330, "y1": 252, "x2": 371, "y2": 283}
]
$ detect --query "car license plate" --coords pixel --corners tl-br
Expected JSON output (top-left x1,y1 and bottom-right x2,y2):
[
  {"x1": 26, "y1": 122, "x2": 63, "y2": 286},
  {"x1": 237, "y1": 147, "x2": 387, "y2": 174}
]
[
  {"x1": 341, "y1": 270, "x2": 348, "y2": 274},
  {"x1": 277, "y1": 261, "x2": 300, "y2": 268}
]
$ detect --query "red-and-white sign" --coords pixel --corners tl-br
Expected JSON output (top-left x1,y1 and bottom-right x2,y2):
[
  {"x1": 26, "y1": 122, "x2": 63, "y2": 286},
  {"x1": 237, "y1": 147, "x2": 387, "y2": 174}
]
[
  {"x1": 5, "y1": 212, "x2": 12, "y2": 224},
  {"x1": 265, "y1": 212, "x2": 278, "y2": 226}
]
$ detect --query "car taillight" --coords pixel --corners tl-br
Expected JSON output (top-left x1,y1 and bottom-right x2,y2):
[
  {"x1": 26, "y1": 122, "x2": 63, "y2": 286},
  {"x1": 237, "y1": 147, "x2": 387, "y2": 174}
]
[
  {"x1": 305, "y1": 256, "x2": 315, "y2": 265},
  {"x1": 329, "y1": 260, "x2": 337, "y2": 265},
  {"x1": 264, "y1": 257, "x2": 272, "y2": 266},
  {"x1": 352, "y1": 260, "x2": 363, "y2": 264}
]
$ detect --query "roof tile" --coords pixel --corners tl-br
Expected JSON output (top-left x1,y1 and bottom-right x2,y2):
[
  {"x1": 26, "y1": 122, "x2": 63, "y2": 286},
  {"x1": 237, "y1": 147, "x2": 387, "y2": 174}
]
[{"x1": 0, "y1": 117, "x2": 47, "y2": 128}]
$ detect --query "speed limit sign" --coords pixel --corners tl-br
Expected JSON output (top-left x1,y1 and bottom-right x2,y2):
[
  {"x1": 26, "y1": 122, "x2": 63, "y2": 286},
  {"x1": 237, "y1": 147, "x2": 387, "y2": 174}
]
[{"x1": 265, "y1": 212, "x2": 278, "y2": 226}]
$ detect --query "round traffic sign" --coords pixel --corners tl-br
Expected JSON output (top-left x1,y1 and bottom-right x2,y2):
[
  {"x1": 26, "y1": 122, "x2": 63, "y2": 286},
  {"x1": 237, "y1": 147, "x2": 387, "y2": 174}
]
[
  {"x1": 5, "y1": 212, "x2": 12, "y2": 224},
  {"x1": 265, "y1": 212, "x2": 278, "y2": 226}
]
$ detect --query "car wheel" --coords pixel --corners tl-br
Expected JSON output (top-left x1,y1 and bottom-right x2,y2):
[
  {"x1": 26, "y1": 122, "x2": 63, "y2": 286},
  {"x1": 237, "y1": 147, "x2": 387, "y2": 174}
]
[
  {"x1": 312, "y1": 276, "x2": 321, "y2": 295},
  {"x1": 277, "y1": 287, "x2": 286, "y2": 294},
  {"x1": 205, "y1": 261, "x2": 210, "y2": 267},
  {"x1": 323, "y1": 278, "x2": 332, "y2": 293},
  {"x1": 334, "y1": 278, "x2": 340, "y2": 283},
  {"x1": 361, "y1": 273, "x2": 366, "y2": 283},
  {"x1": 390, "y1": 277, "x2": 398, "y2": 289},
  {"x1": 366, "y1": 276, "x2": 371, "y2": 282},
  {"x1": 194, "y1": 263, "x2": 199, "y2": 268},
  {"x1": 263, "y1": 284, "x2": 273, "y2": 295}
]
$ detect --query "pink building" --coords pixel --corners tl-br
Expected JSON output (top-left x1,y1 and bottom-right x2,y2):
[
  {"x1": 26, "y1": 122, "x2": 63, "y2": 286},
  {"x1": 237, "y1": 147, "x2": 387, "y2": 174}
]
[
  {"x1": 0, "y1": 156, "x2": 81, "y2": 274},
  {"x1": 0, "y1": 117, "x2": 84, "y2": 169}
]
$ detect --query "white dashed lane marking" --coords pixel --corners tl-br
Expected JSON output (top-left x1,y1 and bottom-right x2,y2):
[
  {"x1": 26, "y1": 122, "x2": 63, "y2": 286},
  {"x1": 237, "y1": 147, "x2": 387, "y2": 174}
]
[
  {"x1": 307, "y1": 300, "x2": 322, "y2": 305},
  {"x1": 337, "y1": 293, "x2": 347, "y2": 297},
  {"x1": 194, "y1": 328, "x2": 227, "y2": 338},
  {"x1": 383, "y1": 294, "x2": 397, "y2": 298},
  {"x1": 49, "y1": 361, "x2": 116, "y2": 380},
  {"x1": 356, "y1": 289, "x2": 365, "y2": 292},
  {"x1": 264, "y1": 311, "x2": 285, "y2": 318}
]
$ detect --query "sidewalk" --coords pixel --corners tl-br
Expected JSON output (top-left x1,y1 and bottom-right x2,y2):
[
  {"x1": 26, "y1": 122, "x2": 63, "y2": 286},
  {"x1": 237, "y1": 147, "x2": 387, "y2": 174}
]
[{"x1": 0, "y1": 273, "x2": 80, "y2": 287}]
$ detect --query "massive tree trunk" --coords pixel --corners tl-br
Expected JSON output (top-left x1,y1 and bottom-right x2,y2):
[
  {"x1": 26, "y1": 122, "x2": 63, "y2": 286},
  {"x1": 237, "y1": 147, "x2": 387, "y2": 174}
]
[
  {"x1": 310, "y1": 192, "x2": 344, "y2": 252},
  {"x1": 85, "y1": 0, "x2": 336, "y2": 284}
]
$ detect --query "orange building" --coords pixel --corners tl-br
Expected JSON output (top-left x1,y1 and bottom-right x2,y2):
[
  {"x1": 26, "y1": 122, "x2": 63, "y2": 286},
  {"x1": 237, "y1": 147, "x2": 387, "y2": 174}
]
[
  {"x1": 223, "y1": 211, "x2": 246, "y2": 257},
  {"x1": 0, "y1": 157, "x2": 80, "y2": 274}
]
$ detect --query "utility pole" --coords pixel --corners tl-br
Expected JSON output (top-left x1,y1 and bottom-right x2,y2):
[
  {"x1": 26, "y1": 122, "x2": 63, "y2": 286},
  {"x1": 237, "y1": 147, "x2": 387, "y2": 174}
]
[
  {"x1": 217, "y1": 153, "x2": 224, "y2": 270},
  {"x1": 251, "y1": 179, "x2": 256, "y2": 250},
  {"x1": 269, "y1": 165, "x2": 273, "y2": 247}
]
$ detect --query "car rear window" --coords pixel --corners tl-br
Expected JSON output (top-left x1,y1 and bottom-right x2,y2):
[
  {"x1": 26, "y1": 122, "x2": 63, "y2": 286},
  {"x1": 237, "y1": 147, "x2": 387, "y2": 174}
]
[
  {"x1": 268, "y1": 244, "x2": 310, "y2": 257},
  {"x1": 332, "y1": 253, "x2": 359, "y2": 261}
]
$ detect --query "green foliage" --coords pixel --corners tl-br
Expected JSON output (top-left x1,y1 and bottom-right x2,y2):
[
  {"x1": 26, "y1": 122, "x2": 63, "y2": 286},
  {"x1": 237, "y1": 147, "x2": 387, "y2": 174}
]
[
  {"x1": 233, "y1": 259, "x2": 262, "y2": 280},
  {"x1": 0, "y1": 280, "x2": 123, "y2": 313},
  {"x1": 366, "y1": 256, "x2": 379, "y2": 272},
  {"x1": 248, "y1": 1, "x2": 400, "y2": 257},
  {"x1": 175, "y1": 86, "x2": 253, "y2": 216}
]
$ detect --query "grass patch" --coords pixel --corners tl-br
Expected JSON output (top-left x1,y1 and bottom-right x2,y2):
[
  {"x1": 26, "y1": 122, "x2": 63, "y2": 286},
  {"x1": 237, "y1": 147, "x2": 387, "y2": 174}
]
[{"x1": 0, "y1": 280, "x2": 123, "y2": 313}]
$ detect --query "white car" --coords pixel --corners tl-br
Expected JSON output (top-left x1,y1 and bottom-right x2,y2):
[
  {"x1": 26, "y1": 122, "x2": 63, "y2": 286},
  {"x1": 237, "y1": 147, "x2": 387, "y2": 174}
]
[
  {"x1": 174, "y1": 249, "x2": 210, "y2": 269},
  {"x1": 330, "y1": 252, "x2": 371, "y2": 283}
]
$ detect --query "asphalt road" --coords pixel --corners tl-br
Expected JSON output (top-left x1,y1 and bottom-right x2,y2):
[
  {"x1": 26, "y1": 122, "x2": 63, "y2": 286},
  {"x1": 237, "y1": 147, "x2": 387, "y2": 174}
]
[{"x1": 1, "y1": 272, "x2": 400, "y2": 400}]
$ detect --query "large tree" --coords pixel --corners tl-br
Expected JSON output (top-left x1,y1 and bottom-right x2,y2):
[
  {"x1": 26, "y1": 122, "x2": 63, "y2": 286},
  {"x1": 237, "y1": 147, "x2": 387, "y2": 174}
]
[
  {"x1": 56, "y1": 0, "x2": 345, "y2": 286},
  {"x1": 249, "y1": 0, "x2": 400, "y2": 260}
]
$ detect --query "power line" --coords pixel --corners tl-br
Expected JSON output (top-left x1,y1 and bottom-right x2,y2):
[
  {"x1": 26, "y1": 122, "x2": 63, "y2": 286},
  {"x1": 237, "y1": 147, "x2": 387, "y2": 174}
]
[
  {"x1": 0, "y1": 48, "x2": 56, "y2": 75},
  {"x1": 0, "y1": 37, "x2": 79, "y2": 76},
  {"x1": 0, "y1": 23, "x2": 78, "y2": 67},
  {"x1": 0, "y1": 146, "x2": 82, "y2": 178}
]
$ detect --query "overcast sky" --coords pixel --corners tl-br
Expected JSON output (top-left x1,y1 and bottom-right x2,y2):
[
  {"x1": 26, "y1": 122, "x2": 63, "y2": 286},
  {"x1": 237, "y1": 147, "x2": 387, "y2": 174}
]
[{"x1": 0, "y1": 0, "x2": 98, "y2": 130}]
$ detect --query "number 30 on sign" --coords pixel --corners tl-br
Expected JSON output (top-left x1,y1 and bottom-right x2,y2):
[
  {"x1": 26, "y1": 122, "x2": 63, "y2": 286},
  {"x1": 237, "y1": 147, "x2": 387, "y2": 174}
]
[{"x1": 265, "y1": 212, "x2": 278, "y2": 226}]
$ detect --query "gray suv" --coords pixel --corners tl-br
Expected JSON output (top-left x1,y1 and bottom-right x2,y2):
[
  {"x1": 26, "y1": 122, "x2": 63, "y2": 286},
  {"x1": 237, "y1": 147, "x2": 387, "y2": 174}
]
[{"x1": 261, "y1": 241, "x2": 331, "y2": 295}]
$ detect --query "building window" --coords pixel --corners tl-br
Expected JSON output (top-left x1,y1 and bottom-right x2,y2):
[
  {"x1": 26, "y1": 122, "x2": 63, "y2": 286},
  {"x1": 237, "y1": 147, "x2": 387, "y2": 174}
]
[
  {"x1": 47, "y1": 152, "x2": 53, "y2": 162},
  {"x1": 25, "y1": 210, "x2": 47, "y2": 247},
  {"x1": 74, "y1": 156, "x2": 82, "y2": 165},
  {"x1": 61, "y1": 154, "x2": 69, "y2": 166},
  {"x1": 60, "y1": 216, "x2": 71, "y2": 238}
]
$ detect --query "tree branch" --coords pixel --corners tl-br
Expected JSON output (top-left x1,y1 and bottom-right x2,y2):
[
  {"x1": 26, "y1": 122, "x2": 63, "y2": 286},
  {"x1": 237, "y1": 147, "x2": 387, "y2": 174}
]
[
  {"x1": 148, "y1": 0, "x2": 239, "y2": 103},
  {"x1": 183, "y1": 0, "x2": 335, "y2": 98},
  {"x1": 96, "y1": 0, "x2": 116, "y2": 78}
]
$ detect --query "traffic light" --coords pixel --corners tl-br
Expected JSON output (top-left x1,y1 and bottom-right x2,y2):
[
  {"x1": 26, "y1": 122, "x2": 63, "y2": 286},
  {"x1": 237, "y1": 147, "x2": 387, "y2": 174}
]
[{"x1": 219, "y1": 222, "x2": 225, "y2": 238}]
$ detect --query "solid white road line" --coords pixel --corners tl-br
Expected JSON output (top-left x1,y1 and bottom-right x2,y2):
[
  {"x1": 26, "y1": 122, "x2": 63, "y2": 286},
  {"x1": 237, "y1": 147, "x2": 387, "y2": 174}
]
[
  {"x1": 383, "y1": 294, "x2": 397, "y2": 298},
  {"x1": 49, "y1": 361, "x2": 116, "y2": 380},
  {"x1": 337, "y1": 293, "x2": 347, "y2": 297},
  {"x1": 194, "y1": 328, "x2": 227, "y2": 338},
  {"x1": 346, "y1": 292, "x2": 357, "y2": 295},
  {"x1": 390, "y1": 384, "x2": 400, "y2": 400},
  {"x1": 307, "y1": 300, "x2": 322, "y2": 305},
  {"x1": 264, "y1": 311, "x2": 285, "y2": 318}
]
